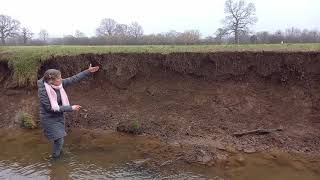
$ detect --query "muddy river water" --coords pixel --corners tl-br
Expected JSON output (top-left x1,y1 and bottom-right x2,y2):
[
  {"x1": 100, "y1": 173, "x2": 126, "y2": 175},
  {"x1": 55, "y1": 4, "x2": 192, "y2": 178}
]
[{"x1": 0, "y1": 129, "x2": 319, "y2": 180}]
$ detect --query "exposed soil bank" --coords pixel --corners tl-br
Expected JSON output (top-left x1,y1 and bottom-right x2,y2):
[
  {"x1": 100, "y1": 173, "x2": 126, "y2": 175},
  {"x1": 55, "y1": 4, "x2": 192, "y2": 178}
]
[{"x1": 1, "y1": 52, "x2": 320, "y2": 165}]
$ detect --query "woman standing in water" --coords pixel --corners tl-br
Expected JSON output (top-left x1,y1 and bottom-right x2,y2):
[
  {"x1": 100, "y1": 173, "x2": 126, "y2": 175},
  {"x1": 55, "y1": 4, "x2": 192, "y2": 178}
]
[{"x1": 37, "y1": 64, "x2": 99, "y2": 158}]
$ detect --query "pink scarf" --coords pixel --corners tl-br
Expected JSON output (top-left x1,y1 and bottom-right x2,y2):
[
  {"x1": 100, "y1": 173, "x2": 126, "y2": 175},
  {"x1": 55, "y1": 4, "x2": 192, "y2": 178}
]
[{"x1": 44, "y1": 82, "x2": 70, "y2": 112}]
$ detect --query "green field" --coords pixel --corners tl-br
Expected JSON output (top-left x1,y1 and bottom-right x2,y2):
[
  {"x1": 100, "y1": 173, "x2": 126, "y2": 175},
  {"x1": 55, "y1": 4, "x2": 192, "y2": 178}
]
[
  {"x1": 0, "y1": 44, "x2": 319, "y2": 87},
  {"x1": 1, "y1": 44, "x2": 320, "y2": 54}
]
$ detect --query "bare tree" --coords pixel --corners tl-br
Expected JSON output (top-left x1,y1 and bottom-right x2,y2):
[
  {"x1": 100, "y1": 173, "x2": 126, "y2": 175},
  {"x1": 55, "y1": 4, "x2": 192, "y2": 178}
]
[
  {"x1": 114, "y1": 24, "x2": 129, "y2": 36},
  {"x1": 309, "y1": 30, "x2": 320, "y2": 43},
  {"x1": 285, "y1": 27, "x2": 302, "y2": 43},
  {"x1": 256, "y1": 31, "x2": 270, "y2": 43},
  {"x1": 20, "y1": 27, "x2": 33, "y2": 44},
  {"x1": 271, "y1": 30, "x2": 284, "y2": 43},
  {"x1": 202, "y1": 36, "x2": 215, "y2": 44},
  {"x1": 222, "y1": 0, "x2": 257, "y2": 44},
  {"x1": 113, "y1": 24, "x2": 130, "y2": 44},
  {"x1": 215, "y1": 28, "x2": 228, "y2": 43},
  {"x1": 39, "y1": 29, "x2": 49, "y2": 42},
  {"x1": 96, "y1": 18, "x2": 117, "y2": 37},
  {"x1": 128, "y1": 22, "x2": 144, "y2": 39},
  {"x1": 0, "y1": 14, "x2": 21, "y2": 45},
  {"x1": 74, "y1": 30, "x2": 85, "y2": 38},
  {"x1": 165, "y1": 30, "x2": 180, "y2": 44},
  {"x1": 177, "y1": 30, "x2": 201, "y2": 45},
  {"x1": 250, "y1": 35, "x2": 257, "y2": 43}
]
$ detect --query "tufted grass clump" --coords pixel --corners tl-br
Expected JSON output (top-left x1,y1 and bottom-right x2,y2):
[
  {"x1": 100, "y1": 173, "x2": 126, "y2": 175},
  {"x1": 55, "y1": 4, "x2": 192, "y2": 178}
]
[{"x1": 18, "y1": 111, "x2": 37, "y2": 129}]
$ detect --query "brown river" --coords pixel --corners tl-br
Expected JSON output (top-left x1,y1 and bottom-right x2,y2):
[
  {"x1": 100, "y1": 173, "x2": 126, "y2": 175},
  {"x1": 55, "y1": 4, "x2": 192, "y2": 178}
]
[{"x1": 0, "y1": 129, "x2": 319, "y2": 180}]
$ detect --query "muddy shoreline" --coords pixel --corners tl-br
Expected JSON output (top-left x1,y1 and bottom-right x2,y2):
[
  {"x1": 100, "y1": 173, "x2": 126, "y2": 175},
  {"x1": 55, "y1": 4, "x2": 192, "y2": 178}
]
[{"x1": 1, "y1": 52, "x2": 320, "y2": 167}]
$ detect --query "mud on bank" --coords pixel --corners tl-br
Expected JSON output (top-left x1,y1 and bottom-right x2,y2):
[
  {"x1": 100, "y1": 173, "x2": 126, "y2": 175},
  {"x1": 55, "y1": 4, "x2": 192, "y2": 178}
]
[{"x1": 1, "y1": 52, "x2": 320, "y2": 161}]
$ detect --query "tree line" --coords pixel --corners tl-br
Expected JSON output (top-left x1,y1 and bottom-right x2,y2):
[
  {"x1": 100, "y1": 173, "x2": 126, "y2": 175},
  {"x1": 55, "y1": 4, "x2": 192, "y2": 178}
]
[{"x1": 1, "y1": 0, "x2": 319, "y2": 45}]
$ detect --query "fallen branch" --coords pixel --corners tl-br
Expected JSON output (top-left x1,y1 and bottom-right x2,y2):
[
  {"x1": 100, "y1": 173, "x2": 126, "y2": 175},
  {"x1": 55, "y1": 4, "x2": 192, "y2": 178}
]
[{"x1": 233, "y1": 128, "x2": 283, "y2": 137}]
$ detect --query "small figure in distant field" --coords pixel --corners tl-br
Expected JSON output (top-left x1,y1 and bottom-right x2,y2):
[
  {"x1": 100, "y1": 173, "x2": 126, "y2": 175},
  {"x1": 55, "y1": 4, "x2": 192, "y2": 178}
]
[{"x1": 37, "y1": 64, "x2": 99, "y2": 158}]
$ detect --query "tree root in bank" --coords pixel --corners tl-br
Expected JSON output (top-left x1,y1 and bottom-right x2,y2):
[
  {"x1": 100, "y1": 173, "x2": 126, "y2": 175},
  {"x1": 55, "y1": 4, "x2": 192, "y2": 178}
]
[{"x1": 233, "y1": 127, "x2": 283, "y2": 137}]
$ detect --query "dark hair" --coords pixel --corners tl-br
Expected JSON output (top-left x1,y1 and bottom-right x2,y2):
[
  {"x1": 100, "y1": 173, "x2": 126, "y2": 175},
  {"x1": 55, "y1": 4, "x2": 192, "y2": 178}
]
[{"x1": 43, "y1": 69, "x2": 61, "y2": 83}]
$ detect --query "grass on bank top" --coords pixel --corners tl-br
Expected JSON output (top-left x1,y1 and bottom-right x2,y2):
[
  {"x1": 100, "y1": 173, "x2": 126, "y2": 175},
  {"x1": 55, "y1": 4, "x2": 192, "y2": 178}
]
[{"x1": 0, "y1": 44, "x2": 319, "y2": 87}]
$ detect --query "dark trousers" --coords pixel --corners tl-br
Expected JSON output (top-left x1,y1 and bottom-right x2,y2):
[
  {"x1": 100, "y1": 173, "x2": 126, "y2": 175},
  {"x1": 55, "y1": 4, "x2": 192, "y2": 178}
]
[{"x1": 52, "y1": 137, "x2": 64, "y2": 158}]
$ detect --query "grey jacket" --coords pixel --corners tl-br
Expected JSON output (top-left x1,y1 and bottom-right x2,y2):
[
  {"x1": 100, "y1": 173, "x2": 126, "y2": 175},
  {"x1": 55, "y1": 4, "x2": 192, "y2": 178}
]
[{"x1": 37, "y1": 70, "x2": 91, "y2": 140}]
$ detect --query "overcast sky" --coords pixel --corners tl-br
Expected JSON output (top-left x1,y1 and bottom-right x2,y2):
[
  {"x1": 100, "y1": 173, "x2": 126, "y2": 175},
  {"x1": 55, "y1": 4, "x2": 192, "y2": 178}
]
[{"x1": 1, "y1": 0, "x2": 319, "y2": 38}]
